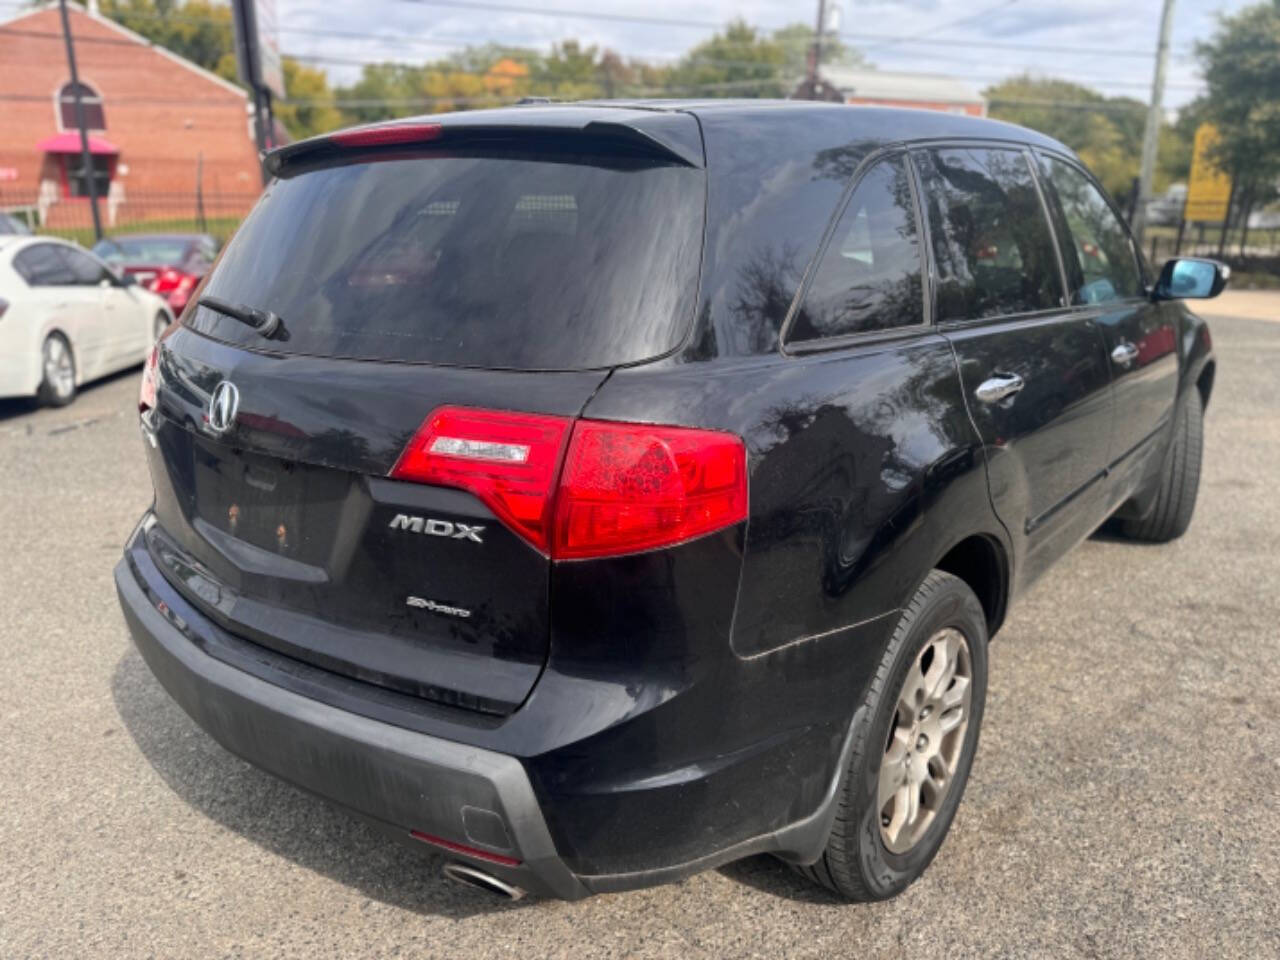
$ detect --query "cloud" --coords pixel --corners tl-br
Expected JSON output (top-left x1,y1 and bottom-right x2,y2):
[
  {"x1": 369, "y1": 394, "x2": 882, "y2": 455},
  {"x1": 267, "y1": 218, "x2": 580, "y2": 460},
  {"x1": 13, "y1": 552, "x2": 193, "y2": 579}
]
[{"x1": 278, "y1": 0, "x2": 1251, "y2": 107}]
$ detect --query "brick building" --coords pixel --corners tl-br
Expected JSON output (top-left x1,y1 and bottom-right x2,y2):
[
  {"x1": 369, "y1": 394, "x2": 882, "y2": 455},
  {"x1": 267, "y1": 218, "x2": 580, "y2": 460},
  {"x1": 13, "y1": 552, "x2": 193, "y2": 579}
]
[
  {"x1": 813, "y1": 67, "x2": 987, "y2": 117},
  {"x1": 0, "y1": 1, "x2": 262, "y2": 230}
]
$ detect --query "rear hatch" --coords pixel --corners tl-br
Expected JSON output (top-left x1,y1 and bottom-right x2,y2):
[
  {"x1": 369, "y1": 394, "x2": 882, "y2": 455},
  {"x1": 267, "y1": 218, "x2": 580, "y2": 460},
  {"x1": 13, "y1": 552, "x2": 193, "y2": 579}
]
[{"x1": 141, "y1": 114, "x2": 706, "y2": 715}]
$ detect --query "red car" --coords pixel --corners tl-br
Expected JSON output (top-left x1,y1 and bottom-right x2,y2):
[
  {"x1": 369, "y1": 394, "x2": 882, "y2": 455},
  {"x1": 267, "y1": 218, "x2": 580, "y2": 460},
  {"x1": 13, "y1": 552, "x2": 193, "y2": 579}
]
[{"x1": 93, "y1": 233, "x2": 218, "y2": 314}]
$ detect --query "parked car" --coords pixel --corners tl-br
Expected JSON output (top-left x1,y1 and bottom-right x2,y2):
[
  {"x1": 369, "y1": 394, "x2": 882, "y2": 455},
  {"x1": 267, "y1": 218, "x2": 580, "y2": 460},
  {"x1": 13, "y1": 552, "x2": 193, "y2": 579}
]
[
  {"x1": 92, "y1": 233, "x2": 218, "y2": 314},
  {"x1": 0, "y1": 236, "x2": 173, "y2": 406},
  {"x1": 1144, "y1": 183, "x2": 1187, "y2": 227},
  {"x1": 0, "y1": 211, "x2": 34, "y2": 235},
  {"x1": 115, "y1": 103, "x2": 1222, "y2": 903}
]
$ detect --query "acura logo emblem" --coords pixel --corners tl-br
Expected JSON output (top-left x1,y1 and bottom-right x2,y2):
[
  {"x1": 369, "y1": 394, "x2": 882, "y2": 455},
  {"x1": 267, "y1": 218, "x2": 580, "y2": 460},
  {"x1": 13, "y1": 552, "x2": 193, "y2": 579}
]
[{"x1": 207, "y1": 380, "x2": 240, "y2": 435}]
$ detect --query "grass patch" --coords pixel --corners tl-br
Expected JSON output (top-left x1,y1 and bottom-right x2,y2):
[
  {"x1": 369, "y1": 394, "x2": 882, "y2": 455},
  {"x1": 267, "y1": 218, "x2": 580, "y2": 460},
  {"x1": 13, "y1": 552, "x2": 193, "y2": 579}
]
[
  {"x1": 1227, "y1": 271, "x2": 1280, "y2": 290},
  {"x1": 37, "y1": 215, "x2": 244, "y2": 246}
]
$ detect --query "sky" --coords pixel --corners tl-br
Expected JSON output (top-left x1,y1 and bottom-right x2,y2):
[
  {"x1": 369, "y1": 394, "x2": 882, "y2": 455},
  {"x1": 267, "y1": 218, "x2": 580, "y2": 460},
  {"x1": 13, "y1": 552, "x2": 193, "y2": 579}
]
[{"x1": 277, "y1": 0, "x2": 1256, "y2": 110}]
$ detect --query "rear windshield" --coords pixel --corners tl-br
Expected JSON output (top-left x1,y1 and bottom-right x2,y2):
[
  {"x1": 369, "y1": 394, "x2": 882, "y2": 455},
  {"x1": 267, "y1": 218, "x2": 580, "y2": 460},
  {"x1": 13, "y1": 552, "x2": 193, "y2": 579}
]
[{"x1": 186, "y1": 151, "x2": 705, "y2": 369}]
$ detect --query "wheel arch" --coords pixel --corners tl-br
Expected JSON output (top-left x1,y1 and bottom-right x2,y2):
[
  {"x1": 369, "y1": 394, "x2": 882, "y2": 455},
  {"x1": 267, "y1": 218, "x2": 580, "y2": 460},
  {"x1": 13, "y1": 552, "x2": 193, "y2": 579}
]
[
  {"x1": 932, "y1": 532, "x2": 1010, "y2": 639},
  {"x1": 1195, "y1": 359, "x2": 1215, "y2": 411}
]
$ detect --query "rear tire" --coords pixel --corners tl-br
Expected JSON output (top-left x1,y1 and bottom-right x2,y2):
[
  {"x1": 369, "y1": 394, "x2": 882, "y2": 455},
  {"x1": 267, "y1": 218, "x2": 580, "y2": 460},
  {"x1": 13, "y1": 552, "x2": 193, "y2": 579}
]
[
  {"x1": 796, "y1": 570, "x2": 988, "y2": 901},
  {"x1": 1118, "y1": 389, "x2": 1203, "y2": 543},
  {"x1": 37, "y1": 333, "x2": 77, "y2": 407}
]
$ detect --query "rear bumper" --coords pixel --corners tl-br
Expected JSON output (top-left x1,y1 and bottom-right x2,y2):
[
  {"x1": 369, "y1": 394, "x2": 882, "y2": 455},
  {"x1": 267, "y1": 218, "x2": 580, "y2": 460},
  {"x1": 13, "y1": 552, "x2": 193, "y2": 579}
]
[
  {"x1": 117, "y1": 512, "x2": 875, "y2": 897},
  {"x1": 114, "y1": 551, "x2": 589, "y2": 900}
]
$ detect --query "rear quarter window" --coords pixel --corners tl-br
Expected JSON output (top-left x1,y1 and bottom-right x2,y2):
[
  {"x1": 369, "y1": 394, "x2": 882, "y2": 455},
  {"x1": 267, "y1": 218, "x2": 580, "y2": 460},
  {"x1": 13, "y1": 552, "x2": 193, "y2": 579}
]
[
  {"x1": 788, "y1": 153, "x2": 925, "y2": 342},
  {"x1": 187, "y1": 152, "x2": 705, "y2": 370},
  {"x1": 14, "y1": 244, "x2": 76, "y2": 286}
]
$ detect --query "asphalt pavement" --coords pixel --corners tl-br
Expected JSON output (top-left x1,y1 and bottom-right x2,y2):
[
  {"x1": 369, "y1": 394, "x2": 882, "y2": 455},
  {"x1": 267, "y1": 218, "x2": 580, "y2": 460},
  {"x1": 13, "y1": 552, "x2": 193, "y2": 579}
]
[{"x1": 1, "y1": 308, "x2": 1278, "y2": 958}]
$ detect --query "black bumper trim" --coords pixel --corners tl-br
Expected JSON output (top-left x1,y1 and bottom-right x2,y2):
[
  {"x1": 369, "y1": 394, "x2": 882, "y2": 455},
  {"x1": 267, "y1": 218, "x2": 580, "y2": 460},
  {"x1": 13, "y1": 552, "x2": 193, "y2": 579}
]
[{"x1": 115, "y1": 555, "x2": 589, "y2": 901}]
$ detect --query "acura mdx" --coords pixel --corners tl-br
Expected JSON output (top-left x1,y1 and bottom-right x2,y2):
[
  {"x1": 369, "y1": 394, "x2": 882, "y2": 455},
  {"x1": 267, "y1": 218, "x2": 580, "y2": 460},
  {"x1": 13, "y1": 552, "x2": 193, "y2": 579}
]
[{"x1": 115, "y1": 101, "x2": 1223, "y2": 901}]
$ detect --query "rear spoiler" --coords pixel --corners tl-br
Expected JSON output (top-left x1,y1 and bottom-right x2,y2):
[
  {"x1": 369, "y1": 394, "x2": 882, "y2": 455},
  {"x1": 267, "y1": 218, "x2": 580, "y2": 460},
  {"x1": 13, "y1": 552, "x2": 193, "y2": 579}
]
[{"x1": 264, "y1": 113, "x2": 704, "y2": 178}]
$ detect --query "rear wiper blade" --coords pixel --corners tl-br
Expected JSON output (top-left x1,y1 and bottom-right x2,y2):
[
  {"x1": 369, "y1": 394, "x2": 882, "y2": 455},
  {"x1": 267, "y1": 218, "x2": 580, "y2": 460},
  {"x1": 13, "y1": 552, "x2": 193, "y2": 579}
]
[{"x1": 198, "y1": 295, "x2": 284, "y2": 339}]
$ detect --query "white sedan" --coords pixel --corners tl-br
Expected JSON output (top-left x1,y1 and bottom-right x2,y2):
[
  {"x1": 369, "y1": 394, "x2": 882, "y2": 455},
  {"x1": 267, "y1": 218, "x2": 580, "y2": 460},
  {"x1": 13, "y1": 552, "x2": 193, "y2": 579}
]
[{"x1": 0, "y1": 235, "x2": 173, "y2": 406}]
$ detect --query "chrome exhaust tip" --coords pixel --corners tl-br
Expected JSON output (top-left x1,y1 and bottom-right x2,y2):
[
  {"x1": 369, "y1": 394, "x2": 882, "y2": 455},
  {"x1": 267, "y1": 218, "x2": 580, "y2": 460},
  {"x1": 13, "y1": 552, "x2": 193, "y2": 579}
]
[{"x1": 441, "y1": 861, "x2": 526, "y2": 901}]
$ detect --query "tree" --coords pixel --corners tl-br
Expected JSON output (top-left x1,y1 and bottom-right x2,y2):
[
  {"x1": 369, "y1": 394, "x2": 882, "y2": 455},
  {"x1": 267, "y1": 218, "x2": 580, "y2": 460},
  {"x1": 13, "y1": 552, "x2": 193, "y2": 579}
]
[
  {"x1": 335, "y1": 64, "x2": 423, "y2": 124},
  {"x1": 665, "y1": 20, "x2": 788, "y2": 99},
  {"x1": 771, "y1": 22, "x2": 869, "y2": 81},
  {"x1": 984, "y1": 75, "x2": 1146, "y2": 199},
  {"x1": 1157, "y1": 101, "x2": 1202, "y2": 191},
  {"x1": 275, "y1": 58, "x2": 342, "y2": 139},
  {"x1": 1196, "y1": 0, "x2": 1280, "y2": 217},
  {"x1": 535, "y1": 40, "x2": 606, "y2": 99},
  {"x1": 100, "y1": 0, "x2": 235, "y2": 76}
]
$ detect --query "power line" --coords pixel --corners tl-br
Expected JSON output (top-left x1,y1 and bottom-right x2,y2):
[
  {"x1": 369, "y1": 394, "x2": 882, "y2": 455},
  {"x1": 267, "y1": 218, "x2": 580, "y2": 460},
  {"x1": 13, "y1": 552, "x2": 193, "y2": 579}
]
[
  {"x1": 3, "y1": 23, "x2": 1199, "y2": 95},
  {"x1": 1, "y1": 4, "x2": 1206, "y2": 100},
  {"x1": 861, "y1": 0, "x2": 1020, "y2": 51},
  {"x1": 282, "y1": 47, "x2": 1203, "y2": 91},
  {"x1": 1, "y1": 1, "x2": 1196, "y2": 59}
]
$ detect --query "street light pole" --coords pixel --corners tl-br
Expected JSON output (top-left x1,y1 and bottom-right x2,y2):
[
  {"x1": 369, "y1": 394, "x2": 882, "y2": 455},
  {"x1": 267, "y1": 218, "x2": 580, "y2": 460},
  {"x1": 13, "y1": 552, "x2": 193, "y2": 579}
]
[
  {"x1": 1133, "y1": 0, "x2": 1177, "y2": 244},
  {"x1": 58, "y1": 0, "x2": 103, "y2": 242}
]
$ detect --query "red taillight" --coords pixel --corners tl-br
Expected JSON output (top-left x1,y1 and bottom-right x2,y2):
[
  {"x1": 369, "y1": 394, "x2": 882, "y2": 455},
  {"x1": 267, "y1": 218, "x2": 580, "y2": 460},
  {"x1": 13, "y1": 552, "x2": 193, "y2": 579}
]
[
  {"x1": 390, "y1": 407, "x2": 748, "y2": 559},
  {"x1": 139, "y1": 345, "x2": 158, "y2": 413},
  {"x1": 554, "y1": 420, "x2": 748, "y2": 560},
  {"x1": 390, "y1": 407, "x2": 572, "y2": 554},
  {"x1": 150, "y1": 268, "x2": 178, "y2": 292},
  {"x1": 149, "y1": 268, "x2": 194, "y2": 295},
  {"x1": 329, "y1": 122, "x2": 443, "y2": 148}
]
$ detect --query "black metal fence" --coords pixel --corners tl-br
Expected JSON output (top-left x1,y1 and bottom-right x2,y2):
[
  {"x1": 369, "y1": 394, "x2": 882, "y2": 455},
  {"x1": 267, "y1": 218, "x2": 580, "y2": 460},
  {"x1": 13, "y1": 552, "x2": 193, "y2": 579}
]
[{"x1": 0, "y1": 189, "x2": 259, "y2": 245}]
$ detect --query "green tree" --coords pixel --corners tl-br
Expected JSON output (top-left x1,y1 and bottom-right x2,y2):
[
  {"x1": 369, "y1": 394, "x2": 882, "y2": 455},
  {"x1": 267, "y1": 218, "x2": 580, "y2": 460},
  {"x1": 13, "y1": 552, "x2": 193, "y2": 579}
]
[
  {"x1": 1156, "y1": 101, "x2": 1202, "y2": 191},
  {"x1": 534, "y1": 40, "x2": 605, "y2": 99},
  {"x1": 771, "y1": 22, "x2": 868, "y2": 80},
  {"x1": 100, "y1": 0, "x2": 235, "y2": 76},
  {"x1": 275, "y1": 58, "x2": 342, "y2": 139},
  {"x1": 665, "y1": 20, "x2": 788, "y2": 98},
  {"x1": 1196, "y1": 0, "x2": 1280, "y2": 216},
  {"x1": 984, "y1": 75, "x2": 1145, "y2": 198},
  {"x1": 334, "y1": 63, "x2": 421, "y2": 124}
]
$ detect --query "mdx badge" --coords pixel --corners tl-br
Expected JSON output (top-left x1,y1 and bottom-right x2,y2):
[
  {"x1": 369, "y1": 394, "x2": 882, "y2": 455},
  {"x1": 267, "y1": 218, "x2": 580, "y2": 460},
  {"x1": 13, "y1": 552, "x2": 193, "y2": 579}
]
[
  {"x1": 206, "y1": 380, "x2": 240, "y2": 435},
  {"x1": 388, "y1": 514, "x2": 485, "y2": 543}
]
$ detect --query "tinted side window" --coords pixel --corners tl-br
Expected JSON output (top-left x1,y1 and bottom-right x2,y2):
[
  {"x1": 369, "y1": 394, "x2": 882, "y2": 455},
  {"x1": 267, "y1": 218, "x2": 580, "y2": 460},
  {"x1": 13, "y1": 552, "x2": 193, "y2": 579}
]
[
  {"x1": 915, "y1": 147, "x2": 1062, "y2": 322},
  {"x1": 58, "y1": 247, "x2": 111, "y2": 285},
  {"x1": 13, "y1": 244, "x2": 77, "y2": 286},
  {"x1": 789, "y1": 155, "x2": 923, "y2": 341},
  {"x1": 1038, "y1": 156, "x2": 1143, "y2": 304}
]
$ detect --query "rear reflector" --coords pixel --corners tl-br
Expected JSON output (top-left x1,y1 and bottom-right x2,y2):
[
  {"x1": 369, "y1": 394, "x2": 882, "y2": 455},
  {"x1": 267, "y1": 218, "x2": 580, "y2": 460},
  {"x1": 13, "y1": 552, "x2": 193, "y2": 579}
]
[
  {"x1": 409, "y1": 830, "x2": 522, "y2": 867},
  {"x1": 328, "y1": 122, "x2": 443, "y2": 148},
  {"x1": 391, "y1": 407, "x2": 748, "y2": 559}
]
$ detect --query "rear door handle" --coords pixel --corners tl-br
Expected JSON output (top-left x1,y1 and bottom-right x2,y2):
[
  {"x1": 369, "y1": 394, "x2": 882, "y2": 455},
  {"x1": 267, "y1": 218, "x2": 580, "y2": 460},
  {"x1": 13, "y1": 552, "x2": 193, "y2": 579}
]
[
  {"x1": 1111, "y1": 342, "x2": 1139, "y2": 366},
  {"x1": 975, "y1": 373, "x2": 1025, "y2": 404}
]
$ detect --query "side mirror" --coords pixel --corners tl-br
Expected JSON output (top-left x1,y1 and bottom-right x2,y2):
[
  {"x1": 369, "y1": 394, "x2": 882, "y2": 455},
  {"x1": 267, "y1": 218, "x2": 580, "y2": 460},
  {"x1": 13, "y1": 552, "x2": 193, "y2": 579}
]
[
  {"x1": 1154, "y1": 257, "x2": 1229, "y2": 300},
  {"x1": 117, "y1": 272, "x2": 138, "y2": 288}
]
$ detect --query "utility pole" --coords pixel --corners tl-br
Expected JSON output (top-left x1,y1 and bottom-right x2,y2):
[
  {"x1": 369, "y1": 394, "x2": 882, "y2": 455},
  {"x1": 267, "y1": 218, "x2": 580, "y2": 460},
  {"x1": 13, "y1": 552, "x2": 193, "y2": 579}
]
[
  {"x1": 1132, "y1": 0, "x2": 1177, "y2": 244},
  {"x1": 58, "y1": 0, "x2": 103, "y2": 241},
  {"x1": 805, "y1": 0, "x2": 828, "y2": 100}
]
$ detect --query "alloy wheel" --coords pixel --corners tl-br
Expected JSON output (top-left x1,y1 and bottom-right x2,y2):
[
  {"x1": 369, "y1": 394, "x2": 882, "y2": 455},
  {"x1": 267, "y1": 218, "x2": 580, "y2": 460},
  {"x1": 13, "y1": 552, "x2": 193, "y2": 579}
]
[
  {"x1": 878, "y1": 626, "x2": 973, "y2": 854},
  {"x1": 43, "y1": 337, "x2": 75, "y2": 400}
]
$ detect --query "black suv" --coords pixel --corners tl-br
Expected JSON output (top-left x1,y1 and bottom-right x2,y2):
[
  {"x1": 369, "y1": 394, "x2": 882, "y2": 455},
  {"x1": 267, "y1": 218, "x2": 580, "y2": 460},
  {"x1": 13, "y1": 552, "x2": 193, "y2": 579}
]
[{"x1": 115, "y1": 101, "x2": 1223, "y2": 902}]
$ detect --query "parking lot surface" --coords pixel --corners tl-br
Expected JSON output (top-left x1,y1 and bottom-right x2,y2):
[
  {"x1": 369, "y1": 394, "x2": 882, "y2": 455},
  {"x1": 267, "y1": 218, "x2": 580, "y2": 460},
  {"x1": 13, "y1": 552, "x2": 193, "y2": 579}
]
[{"x1": 1, "y1": 309, "x2": 1277, "y2": 959}]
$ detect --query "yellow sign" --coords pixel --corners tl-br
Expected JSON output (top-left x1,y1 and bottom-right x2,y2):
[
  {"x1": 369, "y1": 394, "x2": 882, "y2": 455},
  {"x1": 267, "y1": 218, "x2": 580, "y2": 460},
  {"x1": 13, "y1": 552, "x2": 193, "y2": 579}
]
[{"x1": 1183, "y1": 124, "x2": 1233, "y2": 223}]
